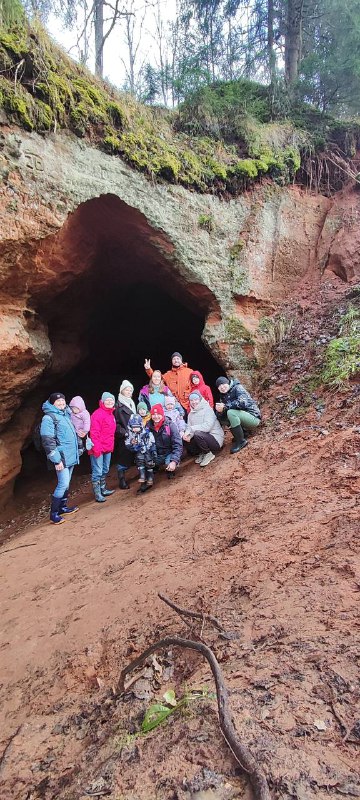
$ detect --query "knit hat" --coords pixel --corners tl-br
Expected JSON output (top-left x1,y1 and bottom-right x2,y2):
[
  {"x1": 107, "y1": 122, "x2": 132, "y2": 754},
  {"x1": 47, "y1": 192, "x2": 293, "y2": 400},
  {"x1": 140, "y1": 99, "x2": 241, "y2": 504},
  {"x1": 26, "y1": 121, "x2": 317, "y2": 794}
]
[
  {"x1": 49, "y1": 392, "x2": 65, "y2": 405},
  {"x1": 137, "y1": 401, "x2": 148, "y2": 412},
  {"x1": 164, "y1": 394, "x2": 176, "y2": 407},
  {"x1": 101, "y1": 391, "x2": 115, "y2": 403},
  {"x1": 189, "y1": 390, "x2": 202, "y2": 401},
  {"x1": 172, "y1": 352, "x2": 182, "y2": 360},
  {"x1": 151, "y1": 403, "x2": 165, "y2": 431},
  {"x1": 129, "y1": 413, "x2": 143, "y2": 429},
  {"x1": 119, "y1": 379, "x2": 134, "y2": 394},
  {"x1": 216, "y1": 377, "x2": 229, "y2": 388}
]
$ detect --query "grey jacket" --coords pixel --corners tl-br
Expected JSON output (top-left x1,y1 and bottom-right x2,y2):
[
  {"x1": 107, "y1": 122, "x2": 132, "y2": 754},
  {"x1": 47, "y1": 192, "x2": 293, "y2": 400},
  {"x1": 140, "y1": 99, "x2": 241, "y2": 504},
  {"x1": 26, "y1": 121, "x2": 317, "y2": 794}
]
[{"x1": 187, "y1": 397, "x2": 224, "y2": 447}]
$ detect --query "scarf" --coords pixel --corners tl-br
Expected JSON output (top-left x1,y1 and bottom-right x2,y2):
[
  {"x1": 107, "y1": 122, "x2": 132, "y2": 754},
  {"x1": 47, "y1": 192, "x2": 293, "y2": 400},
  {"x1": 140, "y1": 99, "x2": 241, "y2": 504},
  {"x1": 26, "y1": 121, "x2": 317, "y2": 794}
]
[
  {"x1": 118, "y1": 380, "x2": 136, "y2": 413},
  {"x1": 151, "y1": 403, "x2": 165, "y2": 432}
]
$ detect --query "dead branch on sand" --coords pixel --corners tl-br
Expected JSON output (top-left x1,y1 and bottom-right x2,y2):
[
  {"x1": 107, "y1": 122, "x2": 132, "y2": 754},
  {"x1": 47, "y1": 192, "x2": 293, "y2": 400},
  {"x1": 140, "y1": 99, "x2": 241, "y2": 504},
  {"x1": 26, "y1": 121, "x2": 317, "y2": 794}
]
[
  {"x1": 114, "y1": 635, "x2": 271, "y2": 800},
  {"x1": 158, "y1": 592, "x2": 235, "y2": 639}
]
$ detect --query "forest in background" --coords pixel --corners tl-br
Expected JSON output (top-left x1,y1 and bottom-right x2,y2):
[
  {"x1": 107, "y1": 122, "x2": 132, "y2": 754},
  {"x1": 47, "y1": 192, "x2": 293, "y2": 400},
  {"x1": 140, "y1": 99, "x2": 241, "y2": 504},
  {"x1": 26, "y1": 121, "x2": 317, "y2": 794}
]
[{"x1": 1, "y1": 0, "x2": 360, "y2": 117}]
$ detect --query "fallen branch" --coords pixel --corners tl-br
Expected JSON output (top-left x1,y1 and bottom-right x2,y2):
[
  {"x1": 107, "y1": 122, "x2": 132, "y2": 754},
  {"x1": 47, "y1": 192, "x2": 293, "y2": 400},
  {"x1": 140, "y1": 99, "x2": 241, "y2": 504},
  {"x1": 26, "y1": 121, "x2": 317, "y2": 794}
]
[
  {"x1": 0, "y1": 725, "x2": 22, "y2": 773},
  {"x1": 158, "y1": 592, "x2": 234, "y2": 639},
  {"x1": 114, "y1": 636, "x2": 270, "y2": 800},
  {"x1": 0, "y1": 543, "x2": 37, "y2": 556}
]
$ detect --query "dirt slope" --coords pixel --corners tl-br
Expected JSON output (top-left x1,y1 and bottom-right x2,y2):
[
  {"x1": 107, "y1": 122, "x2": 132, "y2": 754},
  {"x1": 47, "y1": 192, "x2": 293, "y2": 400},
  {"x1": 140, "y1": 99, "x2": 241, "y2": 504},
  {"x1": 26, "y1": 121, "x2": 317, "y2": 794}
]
[{"x1": 0, "y1": 280, "x2": 359, "y2": 800}]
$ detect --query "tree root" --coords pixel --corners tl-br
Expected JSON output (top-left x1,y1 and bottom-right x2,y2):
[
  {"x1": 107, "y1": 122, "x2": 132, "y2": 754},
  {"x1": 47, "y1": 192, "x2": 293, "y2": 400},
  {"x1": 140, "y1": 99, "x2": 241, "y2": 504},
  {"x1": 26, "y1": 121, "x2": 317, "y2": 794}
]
[
  {"x1": 114, "y1": 635, "x2": 271, "y2": 800},
  {"x1": 158, "y1": 592, "x2": 235, "y2": 639}
]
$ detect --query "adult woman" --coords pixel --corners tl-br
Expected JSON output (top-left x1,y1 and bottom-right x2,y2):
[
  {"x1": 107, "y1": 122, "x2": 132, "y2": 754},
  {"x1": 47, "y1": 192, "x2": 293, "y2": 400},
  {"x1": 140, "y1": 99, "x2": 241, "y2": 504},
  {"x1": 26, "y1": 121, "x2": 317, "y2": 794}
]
[
  {"x1": 182, "y1": 390, "x2": 224, "y2": 467},
  {"x1": 139, "y1": 370, "x2": 171, "y2": 410},
  {"x1": 40, "y1": 392, "x2": 80, "y2": 525},
  {"x1": 148, "y1": 404, "x2": 183, "y2": 477},
  {"x1": 88, "y1": 392, "x2": 116, "y2": 502},
  {"x1": 114, "y1": 380, "x2": 136, "y2": 489},
  {"x1": 215, "y1": 376, "x2": 261, "y2": 453}
]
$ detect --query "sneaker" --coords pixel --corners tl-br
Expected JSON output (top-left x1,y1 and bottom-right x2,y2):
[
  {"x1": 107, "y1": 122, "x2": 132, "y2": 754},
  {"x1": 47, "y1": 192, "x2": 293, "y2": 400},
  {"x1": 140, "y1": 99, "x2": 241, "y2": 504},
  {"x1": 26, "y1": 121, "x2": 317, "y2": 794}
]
[
  {"x1": 200, "y1": 452, "x2": 216, "y2": 467},
  {"x1": 195, "y1": 454, "x2": 204, "y2": 464}
]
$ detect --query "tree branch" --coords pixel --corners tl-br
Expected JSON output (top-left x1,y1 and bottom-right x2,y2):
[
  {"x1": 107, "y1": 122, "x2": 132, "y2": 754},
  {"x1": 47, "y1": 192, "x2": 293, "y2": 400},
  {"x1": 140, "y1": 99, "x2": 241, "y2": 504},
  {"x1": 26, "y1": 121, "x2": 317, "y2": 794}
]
[{"x1": 114, "y1": 636, "x2": 271, "y2": 800}]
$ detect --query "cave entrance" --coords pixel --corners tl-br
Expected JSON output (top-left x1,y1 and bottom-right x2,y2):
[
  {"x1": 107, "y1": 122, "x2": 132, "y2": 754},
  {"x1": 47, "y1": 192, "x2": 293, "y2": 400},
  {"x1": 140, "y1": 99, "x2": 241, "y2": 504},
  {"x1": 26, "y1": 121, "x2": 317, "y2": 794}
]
[{"x1": 16, "y1": 193, "x2": 221, "y2": 495}]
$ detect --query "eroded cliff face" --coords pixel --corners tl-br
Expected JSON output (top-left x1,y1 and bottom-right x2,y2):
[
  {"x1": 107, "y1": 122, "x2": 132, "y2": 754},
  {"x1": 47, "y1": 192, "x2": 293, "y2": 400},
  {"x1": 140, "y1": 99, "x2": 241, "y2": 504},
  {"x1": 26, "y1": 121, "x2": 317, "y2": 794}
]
[{"x1": 0, "y1": 124, "x2": 359, "y2": 503}]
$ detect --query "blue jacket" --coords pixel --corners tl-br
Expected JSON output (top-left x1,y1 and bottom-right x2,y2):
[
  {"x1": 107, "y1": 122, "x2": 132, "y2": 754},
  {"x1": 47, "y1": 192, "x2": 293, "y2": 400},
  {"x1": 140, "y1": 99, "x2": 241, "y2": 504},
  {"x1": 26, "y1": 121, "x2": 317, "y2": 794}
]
[{"x1": 40, "y1": 401, "x2": 79, "y2": 468}]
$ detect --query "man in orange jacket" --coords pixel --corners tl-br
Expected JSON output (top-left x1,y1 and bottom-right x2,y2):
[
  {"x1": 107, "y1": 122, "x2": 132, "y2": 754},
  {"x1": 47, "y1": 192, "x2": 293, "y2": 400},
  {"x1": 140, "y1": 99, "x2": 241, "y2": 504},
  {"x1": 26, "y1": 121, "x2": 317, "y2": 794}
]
[{"x1": 144, "y1": 352, "x2": 193, "y2": 412}]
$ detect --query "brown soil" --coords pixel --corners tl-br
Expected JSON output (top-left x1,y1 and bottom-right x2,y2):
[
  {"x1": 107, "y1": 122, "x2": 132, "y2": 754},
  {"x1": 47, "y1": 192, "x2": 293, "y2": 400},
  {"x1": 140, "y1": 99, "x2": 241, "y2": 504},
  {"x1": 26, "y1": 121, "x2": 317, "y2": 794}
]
[{"x1": 0, "y1": 279, "x2": 359, "y2": 800}]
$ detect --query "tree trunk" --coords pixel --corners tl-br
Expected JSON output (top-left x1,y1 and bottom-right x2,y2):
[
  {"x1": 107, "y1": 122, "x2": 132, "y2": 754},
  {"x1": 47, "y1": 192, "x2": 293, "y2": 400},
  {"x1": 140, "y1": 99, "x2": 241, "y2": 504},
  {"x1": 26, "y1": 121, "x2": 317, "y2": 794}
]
[
  {"x1": 94, "y1": 0, "x2": 104, "y2": 77},
  {"x1": 285, "y1": 0, "x2": 304, "y2": 84},
  {"x1": 267, "y1": 0, "x2": 276, "y2": 84}
]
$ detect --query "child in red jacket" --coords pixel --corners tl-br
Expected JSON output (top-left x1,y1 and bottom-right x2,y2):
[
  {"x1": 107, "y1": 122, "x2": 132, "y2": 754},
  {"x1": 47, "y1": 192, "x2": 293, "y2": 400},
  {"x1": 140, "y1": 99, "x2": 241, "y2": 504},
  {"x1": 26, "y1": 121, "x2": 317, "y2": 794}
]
[
  {"x1": 89, "y1": 392, "x2": 116, "y2": 503},
  {"x1": 189, "y1": 371, "x2": 214, "y2": 408}
]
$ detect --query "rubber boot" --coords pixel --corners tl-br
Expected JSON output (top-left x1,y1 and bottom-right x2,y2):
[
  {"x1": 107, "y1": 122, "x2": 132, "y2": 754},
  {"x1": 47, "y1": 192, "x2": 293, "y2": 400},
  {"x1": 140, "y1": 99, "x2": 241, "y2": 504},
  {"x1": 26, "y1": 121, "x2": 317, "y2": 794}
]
[
  {"x1": 137, "y1": 483, "x2": 149, "y2": 495},
  {"x1": 60, "y1": 489, "x2": 79, "y2": 515},
  {"x1": 92, "y1": 479, "x2": 106, "y2": 502},
  {"x1": 117, "y1": 468, "x2": 129, "y2": 490},
  {"x1": 138, "y1": 465, "x2": 146, "y2": 483},
  {"x1": 100, "y1": 477, "x2": 115, "y2": 496},
  {"x1": 230, "y1": 425, "x2": 248, "y2": 454},
  {"x1": 146, "y1": 468, "x2": 154, "y2": 488},
  {"x1": 50, "y1": 495, "x2": 65, "y2": 525}
]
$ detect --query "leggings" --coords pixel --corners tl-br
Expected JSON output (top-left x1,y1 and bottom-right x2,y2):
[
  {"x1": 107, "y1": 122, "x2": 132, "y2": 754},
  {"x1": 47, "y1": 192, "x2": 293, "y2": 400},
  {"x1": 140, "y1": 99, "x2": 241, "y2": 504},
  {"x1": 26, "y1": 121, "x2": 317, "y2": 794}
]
[
  {"x1": 185, "y1": 431, "x2": 221, "y2": 455},
  {"x1": 226, "y1": 409, "x2": 260, "y2": 430}
]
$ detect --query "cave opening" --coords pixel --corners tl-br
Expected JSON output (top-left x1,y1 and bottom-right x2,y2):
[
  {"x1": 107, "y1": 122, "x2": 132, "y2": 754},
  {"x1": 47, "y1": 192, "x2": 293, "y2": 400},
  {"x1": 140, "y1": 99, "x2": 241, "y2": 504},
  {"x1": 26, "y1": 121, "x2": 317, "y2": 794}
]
[{"x1": 16, "y1": 194, "x2": 222, "y2": 497}]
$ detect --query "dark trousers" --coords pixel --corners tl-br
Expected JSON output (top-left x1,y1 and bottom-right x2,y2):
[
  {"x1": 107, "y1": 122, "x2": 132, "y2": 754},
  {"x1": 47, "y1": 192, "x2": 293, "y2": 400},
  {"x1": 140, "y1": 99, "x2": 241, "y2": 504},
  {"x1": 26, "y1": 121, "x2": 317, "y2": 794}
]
[
  {"x1": 185, "y1": 431, "x2": 221, "y2": 456},
  {"x1": 135, "y1": 451, "x2": 154, "y2": 483}
]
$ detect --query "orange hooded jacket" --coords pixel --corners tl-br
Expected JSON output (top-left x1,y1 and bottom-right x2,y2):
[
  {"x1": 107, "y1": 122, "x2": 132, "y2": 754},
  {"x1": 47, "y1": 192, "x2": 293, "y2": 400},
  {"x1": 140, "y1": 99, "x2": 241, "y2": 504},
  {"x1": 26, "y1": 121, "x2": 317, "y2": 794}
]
[{"x1": 145, "y1": 364, "x2": 193, "y2": 410}]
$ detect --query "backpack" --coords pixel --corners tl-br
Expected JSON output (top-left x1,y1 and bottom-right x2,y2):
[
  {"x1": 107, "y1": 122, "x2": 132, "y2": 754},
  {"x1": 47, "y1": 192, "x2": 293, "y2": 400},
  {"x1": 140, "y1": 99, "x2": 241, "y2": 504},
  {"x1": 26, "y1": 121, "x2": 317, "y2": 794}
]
[{"x1": 32, "y1": 412, "x2": 59, "y2": 453}]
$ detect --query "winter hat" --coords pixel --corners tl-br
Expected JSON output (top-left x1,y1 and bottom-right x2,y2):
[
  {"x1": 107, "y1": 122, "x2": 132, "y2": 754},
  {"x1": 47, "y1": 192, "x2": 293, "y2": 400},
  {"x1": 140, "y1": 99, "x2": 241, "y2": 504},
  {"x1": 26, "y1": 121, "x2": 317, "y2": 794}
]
[
  {"x1": 137, "y1": 401, "x2": 148, "y2": 412},
  {"x1": 101, "y1": 391, "x2": 115, "y2": 403},
  {"x1": 129, "y1": 414, "x2": 143, "y2": 429},
  {"x1": 216, "y1": 377, "x2": 229, "y2": 388},
  {"x1": 119, "y1": 379, "x2": 134, "y2": 395},
  {"x1": 151, "y1": 403, "x2": 165, "y2": 431},
  {"x1": 189, "y1": 391, "x2": 202, "y2": 401},
  {"x1": 49, "y1": 392, "x2": 65, "y2": 405},
  {"x1": 164, "y1": 394, "x2": 176, "y2": 407},
  {"x1": 172, "y1": 352, "x2": 182, "y2": 360}
]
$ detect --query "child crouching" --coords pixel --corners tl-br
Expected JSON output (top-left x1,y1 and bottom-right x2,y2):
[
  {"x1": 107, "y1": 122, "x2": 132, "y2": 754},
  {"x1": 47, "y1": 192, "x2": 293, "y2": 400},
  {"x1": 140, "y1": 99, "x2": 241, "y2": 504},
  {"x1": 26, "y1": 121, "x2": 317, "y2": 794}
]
[{"x1": 125, "y1": 414, "x2": 157, "y2": 494}]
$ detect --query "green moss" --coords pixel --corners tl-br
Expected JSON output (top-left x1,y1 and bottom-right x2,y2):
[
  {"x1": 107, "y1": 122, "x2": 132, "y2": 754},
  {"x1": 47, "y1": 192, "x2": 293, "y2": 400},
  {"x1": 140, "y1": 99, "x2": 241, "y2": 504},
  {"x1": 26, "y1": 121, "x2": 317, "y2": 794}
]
[
  {"x1": 0, "y1": 79, "x2": 34, "y2": 129},
  {"x1": 229, "y1": 240, "x2": 245, "y2": 261},
  {"x1": 103, "y1": 127, "x2": 121, "y2": 153},
  {"x1": 231, "y1": 158, "x2": 259, "y2": 179},
  {"x1": 198, "y1": 213, "x2": 214, "y2": 232},
  {"x1": 321, "y1": 305, "x2": 360, "y2": 387},
  {"x1": 106, "y1": 100, "x2": 125, "y2": 128},
  {"x1": 225, "y1": 316, "x2": 254, "y2": 344},
  {"x1": 34, "y1": 99, "x2": 53, "y2": 130}
]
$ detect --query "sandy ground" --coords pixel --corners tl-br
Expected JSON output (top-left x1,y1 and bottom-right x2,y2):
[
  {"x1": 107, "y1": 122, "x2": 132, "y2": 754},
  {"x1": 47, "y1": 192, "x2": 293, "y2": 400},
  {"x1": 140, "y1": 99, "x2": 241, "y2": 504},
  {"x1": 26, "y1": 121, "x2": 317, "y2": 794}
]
[{"x1": 0, "y1": 282, "x2": 359, "y2": 800}]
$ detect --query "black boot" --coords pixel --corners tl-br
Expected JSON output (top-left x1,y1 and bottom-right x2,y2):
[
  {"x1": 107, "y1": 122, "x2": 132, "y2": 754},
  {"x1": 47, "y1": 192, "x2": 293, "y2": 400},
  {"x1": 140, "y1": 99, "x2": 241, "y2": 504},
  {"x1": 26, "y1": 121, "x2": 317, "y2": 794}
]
[
  {"x1": 146, "y1": 468, "x2": 154, "y2": 488},
  {"x1": 92, "y1": 480, "x2": 106, "y2": 502},
  {"x1": 100, "y1": 477, "x2": 115, "y2": 496},
  {"x1": 60, "y1": 489, "x2": 79, "y2": 515},
  {"x1": 117, "y1": 468, "x2": 129, "y2": 489},
  {"x1": 138, "y1": 465, "x2": 146, "y2": 484},
  {"x1": 50, "y1": 495, "x2": 65, "y2": 525},
  {"x1": 137, "y1": 483, "x2": 149, "y2": 494},
  {"x1": 230, "y1": 425, "x2": 248, "y2": 454}
]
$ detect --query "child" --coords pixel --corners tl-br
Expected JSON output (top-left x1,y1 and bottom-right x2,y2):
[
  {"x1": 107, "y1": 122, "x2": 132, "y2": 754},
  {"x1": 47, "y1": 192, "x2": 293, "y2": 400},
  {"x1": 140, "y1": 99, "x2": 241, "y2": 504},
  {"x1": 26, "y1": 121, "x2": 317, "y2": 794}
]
[
  {"x1": 125, "y1": 413, "x2": 157, "y2": 493},
  {"x1": 164, "y1": 394, "x2": 187, "y2": 434},
  {"x1": 69, "y1": 396, "x2": 91, "y2": 438},
  {"x1": 137, "y1": 401, "x2": 151, "y2": 427},
  {"x1": 189, "y1": 371, "x2": 214, "y2": 408}
]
